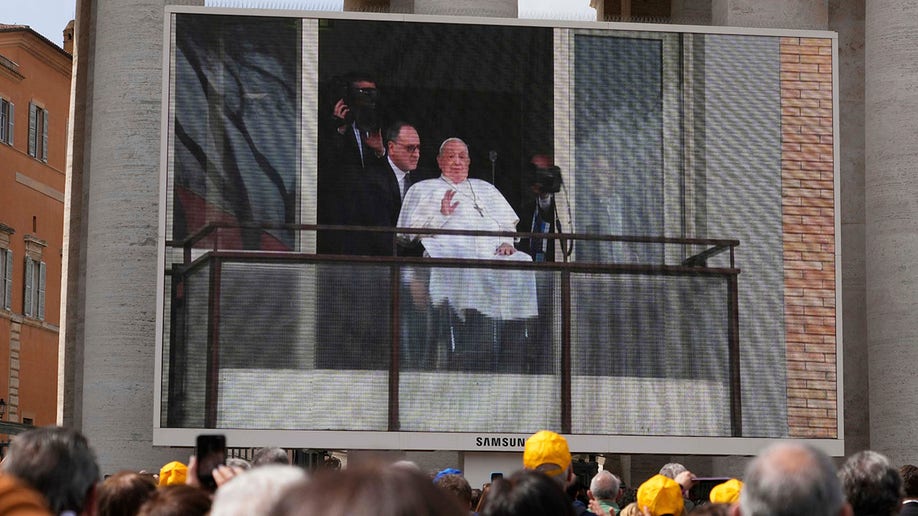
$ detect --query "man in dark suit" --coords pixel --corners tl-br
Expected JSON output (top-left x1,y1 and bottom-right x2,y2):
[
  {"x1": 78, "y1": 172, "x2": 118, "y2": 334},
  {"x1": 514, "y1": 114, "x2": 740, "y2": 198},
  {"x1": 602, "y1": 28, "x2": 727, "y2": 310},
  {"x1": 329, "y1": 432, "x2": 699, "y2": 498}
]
[
  {"x1": 345, "y1": 121, "x2": 421, "y2": 256},
  {"x1": 317, "y1": 72, "x2": 385, "y2": 254},
  {"x1": 349, "y1": 122, "x2": 434, "y2": 369},
  {"x1": 315, "y1": 73, "x2": 387, "y2": 368}
]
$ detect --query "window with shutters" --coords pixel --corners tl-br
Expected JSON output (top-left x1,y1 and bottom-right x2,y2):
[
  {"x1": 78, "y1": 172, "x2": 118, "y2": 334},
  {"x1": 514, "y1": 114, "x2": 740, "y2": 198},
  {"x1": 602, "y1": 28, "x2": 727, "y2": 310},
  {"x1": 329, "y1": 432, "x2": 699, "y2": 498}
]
[
  {"x1": 0, "y1": 248, "x2": 11, "y2": 312},
  {"x1": 23, "y1": 256, "x2": 45, "y2": 320},
  {"x1": 0, "y1": 97, "x2": 12, "y2": 145},
  {"x1": 28, "y1": 102, "x2": 48, "y2": 162},
  {"x1": 22, "y1": 235, "x2": 46, "y2": 320},
  {"x1": 0, "y1": 224, "x2": 12, "y2": 312}
]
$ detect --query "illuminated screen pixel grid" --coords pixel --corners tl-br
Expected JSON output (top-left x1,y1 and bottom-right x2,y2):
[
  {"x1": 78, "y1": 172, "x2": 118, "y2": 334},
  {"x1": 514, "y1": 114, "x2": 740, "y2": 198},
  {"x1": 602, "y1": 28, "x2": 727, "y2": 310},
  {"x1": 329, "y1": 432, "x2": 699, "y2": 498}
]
[{"x1": 161, "y1": 13, "x2": 836, "y2": 441}]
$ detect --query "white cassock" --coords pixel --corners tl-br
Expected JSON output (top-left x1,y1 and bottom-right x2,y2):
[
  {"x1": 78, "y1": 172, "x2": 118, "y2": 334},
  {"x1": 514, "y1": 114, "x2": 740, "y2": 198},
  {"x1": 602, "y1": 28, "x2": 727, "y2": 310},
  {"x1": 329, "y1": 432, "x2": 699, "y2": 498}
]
[{"x1": 398, "y1": 176, "x2": 538, "y2": 320}]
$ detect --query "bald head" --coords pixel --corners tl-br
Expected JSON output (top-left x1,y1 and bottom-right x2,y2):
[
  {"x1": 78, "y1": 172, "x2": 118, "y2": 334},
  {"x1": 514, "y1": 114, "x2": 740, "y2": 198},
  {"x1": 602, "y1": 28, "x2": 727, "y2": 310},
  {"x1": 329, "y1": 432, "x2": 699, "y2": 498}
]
[
  {"x1": 590, "y1": 470, "x2": 621, "y2": 501},
  {"x1": 738, "y1": 442, "x2": 848, "y2": 516}
]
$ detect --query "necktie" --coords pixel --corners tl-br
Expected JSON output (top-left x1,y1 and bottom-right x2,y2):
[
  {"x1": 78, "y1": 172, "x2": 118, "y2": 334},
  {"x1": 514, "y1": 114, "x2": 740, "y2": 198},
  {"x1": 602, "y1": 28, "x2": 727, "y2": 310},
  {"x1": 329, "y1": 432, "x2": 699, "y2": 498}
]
[{"x1": 402, "y1": 172, "x2": 411, "y2": 199}]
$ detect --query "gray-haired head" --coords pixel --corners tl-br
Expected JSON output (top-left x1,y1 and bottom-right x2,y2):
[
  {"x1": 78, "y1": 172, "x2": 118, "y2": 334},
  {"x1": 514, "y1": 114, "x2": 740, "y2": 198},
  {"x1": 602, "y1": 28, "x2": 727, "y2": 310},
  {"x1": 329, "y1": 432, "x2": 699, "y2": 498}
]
[
  {"x1": 253, "y1": 447, "x2": 290, "y2": 467},
  {"x1": 1, "y1": 426, "x2": 101, "y2": 514},
  {"x1": 839, "y1": 450, "x2": 901, "y2": 516},
  {"x1": 226, "y1": 457, "x2": 252, "y2": 470},
  {"x1": 391, "y1": 460, "x2": 422, "y2": 472},
  {"x1": 438, "y1": 137, "x2": 468, "y2": 157},
  {"x1": 211, "y1": 464, "x2": 307, "y2": 516},
  {"x1": 590, "y1": 470, "x2": 621, "y2": 501},
  {"x1": 659, "y1": 463, "x2": 687, "y2": 479},
  {"x1": 739, "y1": 441, "x2": 846, "y2": 516}
]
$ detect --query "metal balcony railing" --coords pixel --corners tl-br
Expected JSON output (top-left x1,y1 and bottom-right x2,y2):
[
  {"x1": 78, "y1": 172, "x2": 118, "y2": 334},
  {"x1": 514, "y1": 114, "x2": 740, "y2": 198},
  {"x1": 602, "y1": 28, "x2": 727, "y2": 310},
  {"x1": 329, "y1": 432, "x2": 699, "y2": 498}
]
[{"x1": 165, "y1": 223, "x2": 741, "y2": 436}]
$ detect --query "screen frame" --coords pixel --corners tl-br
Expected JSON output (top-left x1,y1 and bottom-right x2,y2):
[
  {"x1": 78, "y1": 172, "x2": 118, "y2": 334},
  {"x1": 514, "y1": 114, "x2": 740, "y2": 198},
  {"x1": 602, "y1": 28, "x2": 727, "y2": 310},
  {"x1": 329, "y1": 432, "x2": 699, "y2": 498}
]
[{"x1": 154, "y1": 6, "x2": 842, "y2": 455}]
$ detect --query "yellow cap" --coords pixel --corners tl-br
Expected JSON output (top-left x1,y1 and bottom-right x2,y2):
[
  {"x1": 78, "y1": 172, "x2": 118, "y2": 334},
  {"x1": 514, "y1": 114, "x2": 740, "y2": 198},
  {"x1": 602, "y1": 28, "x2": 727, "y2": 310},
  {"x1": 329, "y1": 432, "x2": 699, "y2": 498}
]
[
  {"x1": 637, "y1": 474, "x2": 684, "y2": 516},
  {"x1": 158, "y1": 461, "x2": 188, "y2": 486},
  {"x1": 522, "y1": 430, "x2": 571, "y2": 477},
  {"x1": 709, "y1": 478, "x2": 743, "y2": 504}
]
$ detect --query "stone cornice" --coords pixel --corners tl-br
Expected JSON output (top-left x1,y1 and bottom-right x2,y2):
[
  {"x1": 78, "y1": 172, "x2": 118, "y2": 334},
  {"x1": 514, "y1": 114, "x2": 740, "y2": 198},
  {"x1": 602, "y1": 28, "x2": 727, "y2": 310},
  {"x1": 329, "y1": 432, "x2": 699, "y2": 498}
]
[
  {"x1": 0, "y1": 29, "x2": 72, "y2": 78},
  {"x1": 0, "y1": 54, "x2": 24, "y2": 82}
]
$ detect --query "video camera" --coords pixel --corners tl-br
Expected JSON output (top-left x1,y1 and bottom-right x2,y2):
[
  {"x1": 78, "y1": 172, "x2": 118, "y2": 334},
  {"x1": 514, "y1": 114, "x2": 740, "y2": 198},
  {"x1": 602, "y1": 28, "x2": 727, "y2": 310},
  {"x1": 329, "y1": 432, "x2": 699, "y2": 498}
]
[
  {"x1": 526, "y1": 162, "x2": 563, "y2": 194},
  {"x1": 330, "y1": 76, "x2": 380, "y2": 133}
]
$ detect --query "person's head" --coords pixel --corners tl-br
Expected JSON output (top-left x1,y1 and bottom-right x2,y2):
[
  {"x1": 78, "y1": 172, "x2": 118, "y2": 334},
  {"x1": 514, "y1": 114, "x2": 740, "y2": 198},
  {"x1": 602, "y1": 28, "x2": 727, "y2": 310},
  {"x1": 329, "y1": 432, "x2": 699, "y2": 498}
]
[
  {"x1": 709, "y1": 479, "x2": 743, "y2": 505},
  {"x1": 523, "y1": 430, "x2": 574, "y2": 488},
  {"x1": 341, "y1": 72, "x2": 377, "y2": 104},
  {"x1": 268, "y1": 462, "x2": 465, "y2": 516},
  {"x1": 660, "y1": 463, "x2": 689, "y2": 479},
  {"x1": 435, "y1": 473, "x2": 473, "y2": 510},
  {"x1": 225, "y1": 457, "x2": 252, "y2": 471},
  {"x1": 136, "y1": 485, "x2": 211, "y2": 516},
  {"x1": 471, "y1": 488, "x2": 483, "y2": 509},
  {"x1": 589, "y1": 470, "x2": 621, "y2": 502},
  {"x1": 253, "y1": 447, "x2": 290, "y2": 467},
  {"x1": 838, "y1": 450, "x2": 901, "y2": 516},
  {"x1": 736, "y1": 441, "x2": 850, "y2": 516},
  {"x1": 481, "y1": 470, "x2": 575, "y2": 516},
  {"x1": 95, "y1": 471, "x2": 157, "y2": 516},
  {"x1": 211, "y1": 465, "x2": 306, "y2": 516},
  {"x1": 476, "y1": 482, "x2": 492, "y2": 513},
  {"x1": 437, "y1": 138, "x2": 470, "y2": 183},
  {"x1": 157, "y1": 461, "x2": 187, "y2": 487},
  {"x1": 385, "y1": 122, "x2": 420, "y2": 172},
  {"x1": 901, "y1": 464, "x2": 918, "y2": 498},
  {"x1": 1, "y1": 426, "x2": 100, "y2": 515},
  {"x1": 638, "y1": 474, "x2": 685, "y2": 516},
  {"x1": 530, "y1": 154, "x2": 553, "y2": 169}
]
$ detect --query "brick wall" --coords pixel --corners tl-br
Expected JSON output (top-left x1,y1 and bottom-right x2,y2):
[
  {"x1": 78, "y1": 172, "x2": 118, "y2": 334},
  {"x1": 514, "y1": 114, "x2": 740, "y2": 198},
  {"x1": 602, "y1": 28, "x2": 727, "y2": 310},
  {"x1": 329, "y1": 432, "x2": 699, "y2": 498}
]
[{"x1": 780, "y1": 37, "x2": 837, "y2": 438}]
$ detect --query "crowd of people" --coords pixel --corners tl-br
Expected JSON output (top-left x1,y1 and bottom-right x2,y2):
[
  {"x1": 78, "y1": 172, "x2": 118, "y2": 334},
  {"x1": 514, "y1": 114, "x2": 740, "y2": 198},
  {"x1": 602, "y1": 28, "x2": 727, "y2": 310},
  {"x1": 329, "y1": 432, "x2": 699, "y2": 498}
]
[{"x1": 0, "y1": 425, "x2": 915, "y2": 516}]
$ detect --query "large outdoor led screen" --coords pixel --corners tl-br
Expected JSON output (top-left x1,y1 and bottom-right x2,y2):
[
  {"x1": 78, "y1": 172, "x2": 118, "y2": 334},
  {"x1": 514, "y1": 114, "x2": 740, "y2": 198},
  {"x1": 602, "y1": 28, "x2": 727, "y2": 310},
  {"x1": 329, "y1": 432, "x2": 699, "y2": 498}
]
[{"x1": 156, "y1": 8, "x2": 841, "y2": 454}]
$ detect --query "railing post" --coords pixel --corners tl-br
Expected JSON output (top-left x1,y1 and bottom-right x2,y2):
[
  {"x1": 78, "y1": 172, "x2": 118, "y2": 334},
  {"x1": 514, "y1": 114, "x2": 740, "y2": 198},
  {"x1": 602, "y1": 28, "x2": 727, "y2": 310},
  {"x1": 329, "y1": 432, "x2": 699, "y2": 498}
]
[
  {"x1": 389, "y1": 263, "x2": 401, "y2": 431},
  {"x1": 205, "y1": 256, "x2": 222, "y2": 428},
  {"x1": 728, "y1": 272, "x2": 742, "y2": 437},
  {"x1": 561, "y1": 269, "x2": 572, "y2": 434}
]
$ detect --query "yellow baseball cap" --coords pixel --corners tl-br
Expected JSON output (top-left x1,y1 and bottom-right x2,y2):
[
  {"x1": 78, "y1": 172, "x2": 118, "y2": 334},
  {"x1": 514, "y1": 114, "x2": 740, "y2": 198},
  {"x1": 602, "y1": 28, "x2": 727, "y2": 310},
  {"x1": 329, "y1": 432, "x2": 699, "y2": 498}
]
[
  {"x1": 637, "y1": 474, "x2": 684, "y2": 516},
  {"x1": 523, "y1": 430, "x2": 571, "y2": 477},
  {"x1": 709, "y1": 478, "x2": 743, "y2": 504},
  {"x1": 158, "y1": 461, "x2": 188, "y2": 486}
]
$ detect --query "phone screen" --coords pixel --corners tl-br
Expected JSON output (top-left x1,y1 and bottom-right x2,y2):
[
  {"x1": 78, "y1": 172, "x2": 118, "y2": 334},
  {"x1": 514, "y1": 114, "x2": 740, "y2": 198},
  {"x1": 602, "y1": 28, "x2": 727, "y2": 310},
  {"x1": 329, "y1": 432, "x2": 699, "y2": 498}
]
[{"x1": 195, "y1": 434, "x2": 226, "y2": 491}]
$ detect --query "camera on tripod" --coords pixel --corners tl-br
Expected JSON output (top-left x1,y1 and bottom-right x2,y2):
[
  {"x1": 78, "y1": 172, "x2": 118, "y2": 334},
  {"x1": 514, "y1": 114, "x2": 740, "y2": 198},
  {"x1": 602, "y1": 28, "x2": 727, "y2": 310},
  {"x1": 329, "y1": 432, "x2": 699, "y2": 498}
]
[{"x1": 526, "y1": 162, "x2": 563, "y2": 194}]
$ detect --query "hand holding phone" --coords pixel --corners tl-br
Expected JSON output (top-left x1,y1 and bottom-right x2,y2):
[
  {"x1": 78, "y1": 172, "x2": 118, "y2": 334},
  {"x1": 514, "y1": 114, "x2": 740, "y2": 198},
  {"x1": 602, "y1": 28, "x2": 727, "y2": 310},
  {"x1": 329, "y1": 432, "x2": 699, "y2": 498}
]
[{"x1": 195, "y1": 434, "x2": 226, "y2": 491}]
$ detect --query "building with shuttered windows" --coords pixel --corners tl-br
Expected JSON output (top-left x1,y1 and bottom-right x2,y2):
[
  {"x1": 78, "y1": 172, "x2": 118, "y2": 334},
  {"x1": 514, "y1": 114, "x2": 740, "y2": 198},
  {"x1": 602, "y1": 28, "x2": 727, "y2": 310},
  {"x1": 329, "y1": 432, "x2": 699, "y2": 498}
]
[{"x1": 0, "y1": 24, "x2": 71, "y2": 429}]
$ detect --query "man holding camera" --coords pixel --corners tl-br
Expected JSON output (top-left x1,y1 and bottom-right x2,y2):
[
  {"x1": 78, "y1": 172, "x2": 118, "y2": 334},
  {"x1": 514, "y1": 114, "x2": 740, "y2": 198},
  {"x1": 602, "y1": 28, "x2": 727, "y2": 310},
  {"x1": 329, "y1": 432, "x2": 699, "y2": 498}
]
[
  {"x1": 329, "y1": 73, "x2": 385, "y2": 174},
  {"x1": 316, "y1": 73, "x2": 389, "y2": 369},
  {"x1": 317, "y1": 72, "x2": 386, "y2": 255}
]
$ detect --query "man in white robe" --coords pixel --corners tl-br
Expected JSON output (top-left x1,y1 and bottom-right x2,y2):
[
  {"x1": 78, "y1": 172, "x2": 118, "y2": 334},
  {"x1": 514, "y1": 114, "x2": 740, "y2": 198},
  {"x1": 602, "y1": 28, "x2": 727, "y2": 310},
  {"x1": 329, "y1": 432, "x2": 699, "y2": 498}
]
[
  {"x1": 397, "y1": 138, "x2": 538, "y2": 371},
  {"x1": 398, "y1": 137, "x2": 538, "y2": 319}
]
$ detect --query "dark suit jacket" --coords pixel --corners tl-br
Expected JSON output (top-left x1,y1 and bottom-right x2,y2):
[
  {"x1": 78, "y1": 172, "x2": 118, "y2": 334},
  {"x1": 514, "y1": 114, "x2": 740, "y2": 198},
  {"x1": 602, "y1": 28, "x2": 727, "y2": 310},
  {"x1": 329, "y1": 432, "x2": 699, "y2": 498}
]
[
  {"x1": 317, "y1": 122, "x2": 384, "y2": 253},
  {"x1": 343, "y1": 160, "x2": 422, "y2": 256}
]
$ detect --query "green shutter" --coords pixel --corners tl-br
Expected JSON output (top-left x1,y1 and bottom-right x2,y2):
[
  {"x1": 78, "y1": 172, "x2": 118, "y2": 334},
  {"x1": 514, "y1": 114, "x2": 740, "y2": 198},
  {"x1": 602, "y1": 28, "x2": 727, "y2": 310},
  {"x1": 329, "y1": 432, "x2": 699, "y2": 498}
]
[
  {"x1": 3, "y1": 250, "x2": 11, "y2": 310},
  {"x1": 37, "y1": 261, "x2": 46, "y2": 320},
  {"x1": 28, "y1": 103, "x2": 36, "y2": 157},
  {"x1": 7, "y1": 101, "x2": 12, "y2": 146},
  {"x1": 41, "y1": 109, "x2": 48, "y2": 162},
  {"x1": 23, "y1": 257, "x2": 33, "y2": 317}
]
